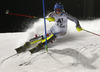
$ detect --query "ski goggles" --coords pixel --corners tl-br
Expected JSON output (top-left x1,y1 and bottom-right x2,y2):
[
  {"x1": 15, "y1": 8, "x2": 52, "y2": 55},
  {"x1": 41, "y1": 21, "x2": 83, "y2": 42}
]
[{"x1": 55, "y1": 9, "x2": 62, "y2": 12}]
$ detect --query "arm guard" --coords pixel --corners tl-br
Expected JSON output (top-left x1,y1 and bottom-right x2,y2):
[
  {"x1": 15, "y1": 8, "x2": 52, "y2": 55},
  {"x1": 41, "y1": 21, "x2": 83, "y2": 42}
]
[{"x1": 46, "y1": 17, "x2": 55, "y2": 21}]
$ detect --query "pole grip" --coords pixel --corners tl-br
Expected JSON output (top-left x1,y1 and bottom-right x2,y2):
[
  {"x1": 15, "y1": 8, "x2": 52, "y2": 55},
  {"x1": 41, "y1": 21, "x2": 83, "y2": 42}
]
[{"x1": 6, "y1": 10, "x2": 9, "y2": 14}]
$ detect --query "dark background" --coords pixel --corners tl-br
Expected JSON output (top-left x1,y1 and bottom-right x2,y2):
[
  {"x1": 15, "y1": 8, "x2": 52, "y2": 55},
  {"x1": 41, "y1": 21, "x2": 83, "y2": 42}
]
[{"x1": 0, "y1": 0, "x2": 100, "y2": 33}]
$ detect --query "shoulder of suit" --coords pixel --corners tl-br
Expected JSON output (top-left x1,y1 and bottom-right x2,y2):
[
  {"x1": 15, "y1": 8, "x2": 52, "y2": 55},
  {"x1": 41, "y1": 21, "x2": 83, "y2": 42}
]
[
  {"x1": 62, "y1": 12, "x2": 68, "y2": 16},
  {"x1": 48, "y1": 11, "x2": 56, "y2": 17}
]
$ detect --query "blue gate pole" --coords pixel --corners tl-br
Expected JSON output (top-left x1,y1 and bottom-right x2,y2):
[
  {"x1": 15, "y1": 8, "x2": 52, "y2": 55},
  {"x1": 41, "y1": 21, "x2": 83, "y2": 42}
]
[{"x1": 42, "y1": 0, "x2": 48, "y2": 52}]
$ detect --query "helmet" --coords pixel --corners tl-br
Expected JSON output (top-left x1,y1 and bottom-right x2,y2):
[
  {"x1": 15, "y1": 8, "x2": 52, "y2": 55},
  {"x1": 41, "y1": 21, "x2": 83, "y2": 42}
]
[{"x1": 54, "y1": 3, "x2": 64, "y2": 11}]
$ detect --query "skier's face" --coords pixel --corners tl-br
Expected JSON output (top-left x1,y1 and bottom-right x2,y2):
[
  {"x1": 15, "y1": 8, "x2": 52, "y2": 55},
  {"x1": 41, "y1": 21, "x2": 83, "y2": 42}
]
[
  {"x1": 56, "y1": 11, "x2": 62, "y2": 15},
  {"x1": 55, "y1": 9, "x2": 62, "y2": 15}
]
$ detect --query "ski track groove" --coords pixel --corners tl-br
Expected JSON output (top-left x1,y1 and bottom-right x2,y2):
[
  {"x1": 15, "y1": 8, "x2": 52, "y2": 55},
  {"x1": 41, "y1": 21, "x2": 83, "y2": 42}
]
[{"x1": 19, "y1": 52, "x2": 46, "y2": 66}]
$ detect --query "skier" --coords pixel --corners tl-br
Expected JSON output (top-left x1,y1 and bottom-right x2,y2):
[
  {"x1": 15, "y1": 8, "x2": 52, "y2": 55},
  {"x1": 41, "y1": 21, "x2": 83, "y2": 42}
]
[
  {"x1": 15, "y1": 2, "x2": 83, "y2": 54},
  {"x1": 46, "y1": 2, "x2": 82, "y2": 38}
]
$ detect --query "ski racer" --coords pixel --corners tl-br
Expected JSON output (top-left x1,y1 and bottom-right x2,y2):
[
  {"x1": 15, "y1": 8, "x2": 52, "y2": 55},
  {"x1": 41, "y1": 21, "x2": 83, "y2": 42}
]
[
  {"x1": 46, "y1": 2, "x2": 83, "y2": 38},
  {"x1": 15, "y1": 2, "x2": 83, "y2": 54}
]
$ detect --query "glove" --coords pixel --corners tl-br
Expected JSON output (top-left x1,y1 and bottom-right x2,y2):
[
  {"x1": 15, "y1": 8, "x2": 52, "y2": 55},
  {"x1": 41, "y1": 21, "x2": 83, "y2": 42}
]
[
  {"x1": 46, "y1": 17, "x2": 55, "y2": 22},
  {"x1": 76, "y1": 25, "x2": 83, "y2": 32}
]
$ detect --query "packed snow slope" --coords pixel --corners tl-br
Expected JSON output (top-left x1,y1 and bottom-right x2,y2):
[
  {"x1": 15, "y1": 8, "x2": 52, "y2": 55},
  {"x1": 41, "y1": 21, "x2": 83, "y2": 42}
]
[{"x1": 0, "y1": 18, "x2": 100, "y2": 72}]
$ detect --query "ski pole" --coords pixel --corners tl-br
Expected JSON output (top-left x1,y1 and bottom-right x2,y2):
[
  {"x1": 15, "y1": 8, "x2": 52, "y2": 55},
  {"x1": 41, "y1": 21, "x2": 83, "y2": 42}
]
[
  {"x1": 82, "y1": 29, "x2": 100, "y2": 37},
  {"x1": 6, "y1": 10, "x2": 36, "y2": 18}
]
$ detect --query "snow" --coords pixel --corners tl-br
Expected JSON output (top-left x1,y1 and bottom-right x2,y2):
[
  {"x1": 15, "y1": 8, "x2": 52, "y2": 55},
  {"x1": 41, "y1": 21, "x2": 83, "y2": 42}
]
[{"x1": 0, "y1": 18, "x2": 100, "y2": 72}]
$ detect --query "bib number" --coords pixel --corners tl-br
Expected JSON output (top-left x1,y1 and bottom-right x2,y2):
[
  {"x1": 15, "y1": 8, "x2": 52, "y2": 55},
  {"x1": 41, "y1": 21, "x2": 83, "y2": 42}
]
[{"x1": 57, "y1": 18, "x2": 65, "y2": 28}]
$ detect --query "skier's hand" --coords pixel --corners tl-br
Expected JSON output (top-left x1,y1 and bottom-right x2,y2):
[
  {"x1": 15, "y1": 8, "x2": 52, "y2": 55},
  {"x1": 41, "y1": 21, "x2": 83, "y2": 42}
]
[
  {"x1": 46, "y1": 17, "x2": 55, "y2": 22},
  {"x1": 76, "y1": 25, "x2": 83, "y2": 32}
]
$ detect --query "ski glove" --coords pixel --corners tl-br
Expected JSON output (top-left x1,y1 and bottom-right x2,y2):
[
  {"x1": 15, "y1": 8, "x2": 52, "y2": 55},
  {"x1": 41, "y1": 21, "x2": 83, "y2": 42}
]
[
  {"x1": 46, "y1": 17, "x2": 55, "y2": 22},
  {"x1": 76, "y1": 25, "x2": 83, "y2": 32}
]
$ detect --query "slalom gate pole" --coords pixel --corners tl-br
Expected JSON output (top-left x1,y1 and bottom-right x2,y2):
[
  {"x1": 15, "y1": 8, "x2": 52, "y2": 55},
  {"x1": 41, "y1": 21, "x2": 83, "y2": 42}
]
[
  {"x1": 42, "y1": 0, "x2": 48, "y2": 52},
  {"x1": 6, "y1": 10, "x2": 36, "y2": 18},
  {"x1": 82, "y1": 29, "x2": 100, "y2": 37}
]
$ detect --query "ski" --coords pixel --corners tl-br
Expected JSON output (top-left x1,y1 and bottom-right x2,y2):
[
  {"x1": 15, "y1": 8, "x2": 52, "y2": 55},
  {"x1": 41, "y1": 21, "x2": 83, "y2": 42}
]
[
  {"x1": 15, "y1": 34, "x2": 56, "y2": 54},
  {"x1": 29, "y1": 42, "x2": 44, "y2": 54},
  {"x1": 15, "y1": 35, "x2": 44, "y2": 53},
  {"x1": 29, "y1": 34, "x2": 56, "y2": 54}
]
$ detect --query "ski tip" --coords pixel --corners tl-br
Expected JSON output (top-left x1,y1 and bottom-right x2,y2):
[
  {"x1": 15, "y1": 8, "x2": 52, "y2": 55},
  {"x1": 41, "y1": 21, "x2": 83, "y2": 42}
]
[
  {"x1": 15, "y1": 47, "x2": 25, "y2": 54},
  {"x1": 29, "y1": 49, "x2": 35, "y2": 54},
  {"x1": 15, "y1": 48, "x2": 21, "y2": 54},
  {"x1": 29, "y1": 47, "x2": 40, "y2": 54}
]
